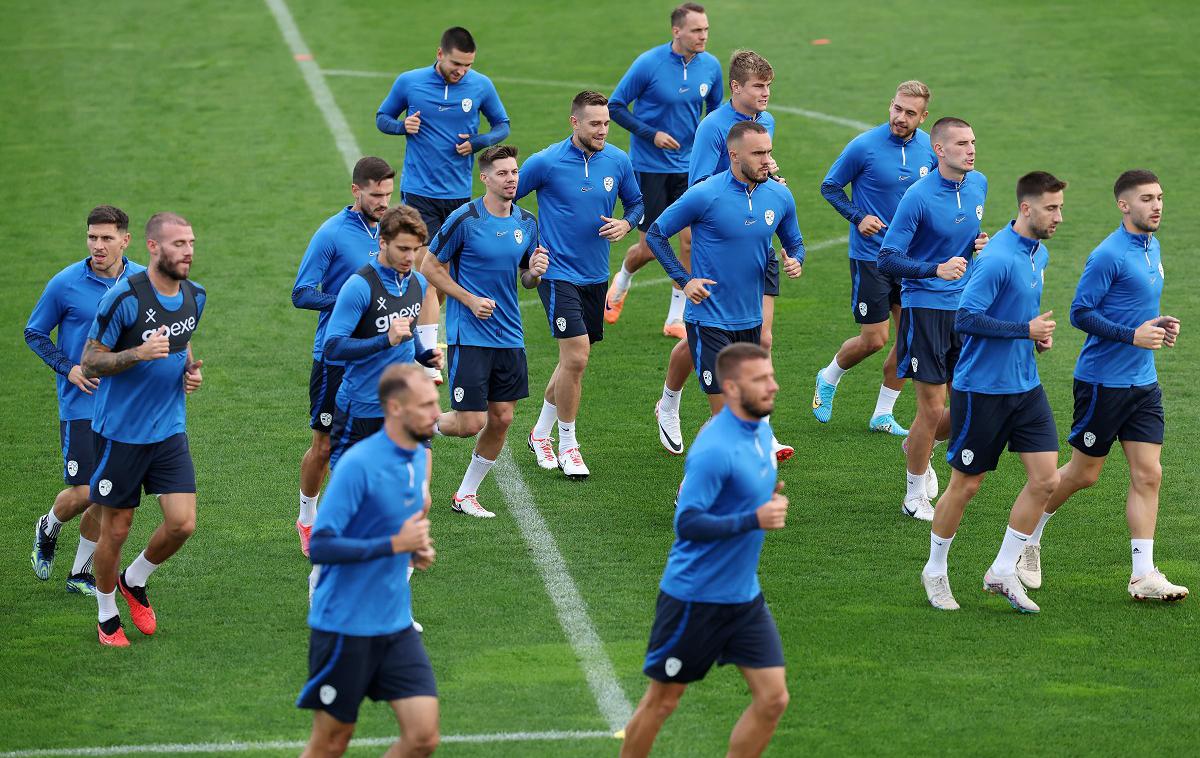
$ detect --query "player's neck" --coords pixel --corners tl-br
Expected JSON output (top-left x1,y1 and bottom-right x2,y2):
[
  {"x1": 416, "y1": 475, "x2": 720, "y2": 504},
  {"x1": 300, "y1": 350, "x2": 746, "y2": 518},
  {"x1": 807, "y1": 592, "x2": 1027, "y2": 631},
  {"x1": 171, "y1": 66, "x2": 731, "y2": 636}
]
[
  {"x1": 670, "y1": 40, "x2": 695, "y2": 62},
  {"x1": 937, "y1": 163, "x2": 965, "y2": 183},
  {"x1": 730, "y1": 99, "x2": 758, "y2": 119},
  {"x1": 92, "y1": 255, "x2": 125, "y2": 280},
  {"x1": 383, "y1": 417, "x2": 419, "y2": 451},
  {"x1": 482, "y1": 193, "x2": 513, "y2": 217},
  {"x1": 1122, "y1": 217, "x2": 1152, "y2": 237},
  {"x1": 147, "y1": 265, "x2": 181, "y2": 297},
  {"x1": 351, "y1": 203, "x2": 377, "y2": 228},
  {"x1": 726, "y1": 403, "x2": 761, "y2": 424},
  {"x1": 732, "y1": 166, "x2": 758, "y2": 190},
  {"x1": 570, "y1": 133, "x2": 595, "y2": 157}
]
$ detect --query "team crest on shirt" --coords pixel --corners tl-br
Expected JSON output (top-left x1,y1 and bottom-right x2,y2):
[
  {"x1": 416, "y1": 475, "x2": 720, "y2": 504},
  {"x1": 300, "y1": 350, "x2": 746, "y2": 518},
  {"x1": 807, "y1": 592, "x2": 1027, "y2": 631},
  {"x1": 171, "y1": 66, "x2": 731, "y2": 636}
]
[
  {"x1": 319, "y1": 685, "x2": 337, "y2": 705},
  {"x1": 67, "y1": 460, "x2": 78, "y2": 477},
  {"x1": 961, "y1": 449, "x2": 974, "y2": 465},
  {"x1": 556, "y1": 317, "x2": 567, "y2": 332},
  {"x1": 702, "y1": 370, "x2": 713, "y2": 386},
  {"x1": 699, "y1": 83, "x2": 710, "y2": 98},
  {"x1": 320, "y1": 412, "x2": 333, "y2": 427},
  {"x1": 454, "y1": 387, "x2": 465, "y2": 403},
  {"x1": 764, "y1": 209, "x2": 775, "y2": 226},
  {"x1": 1083, "y1": 432, "x2": 1096, "y2": 448},
  {"x1": 975, "y1": 205, "x2": 984, "y2": 220},
  {"x1": 603, "y1": 176, "x2": 614, "y2": 192},
  {"x1": 665, "y1": 657, "x2": 682, "y2": 677},
  {"x1": 461, "y1": 98, "x2": 473, "y2": 112},
  {"x1": 514, "y1": 228, "x2": 524, "y2": 245},
  {"x1": 920, "y1": 166, "x2": 929, "y2": 177},
  {"x1": 98, "y1": 479, "x2": 113, "y2": 496}
]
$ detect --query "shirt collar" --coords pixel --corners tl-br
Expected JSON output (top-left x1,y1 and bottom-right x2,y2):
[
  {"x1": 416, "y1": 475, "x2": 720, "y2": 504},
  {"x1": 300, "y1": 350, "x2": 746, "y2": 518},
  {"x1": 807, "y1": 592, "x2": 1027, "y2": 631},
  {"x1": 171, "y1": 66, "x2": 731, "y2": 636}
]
[
  {"x1": 1117, "y1": 224, "x2": 1154, "y2": 249},
  {"x1": 720, "y1": 405, "x2": 762, "y2": 433},
  {"x1": 83, "y1": 255, "x2": 131, "y2": 283},
  {"x1": 1006, "y1": 220, "x2": 1042, "y2": 252}
]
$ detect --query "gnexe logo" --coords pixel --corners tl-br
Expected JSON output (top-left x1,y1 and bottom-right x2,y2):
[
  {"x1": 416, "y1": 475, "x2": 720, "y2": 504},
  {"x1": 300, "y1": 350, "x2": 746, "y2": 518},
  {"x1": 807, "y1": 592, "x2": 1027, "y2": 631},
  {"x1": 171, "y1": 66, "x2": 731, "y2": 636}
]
[
  {"x1": 142, "y1": 316, "x2": 196, "y2": 341},
  {"x1": 374, "y1": 303, "x2": 423, "y2": 333}
]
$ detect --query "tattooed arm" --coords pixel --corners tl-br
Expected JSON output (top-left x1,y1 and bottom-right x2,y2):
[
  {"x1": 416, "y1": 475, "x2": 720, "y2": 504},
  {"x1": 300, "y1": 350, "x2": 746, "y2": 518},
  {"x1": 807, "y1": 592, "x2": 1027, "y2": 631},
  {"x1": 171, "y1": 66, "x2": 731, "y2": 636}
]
[{"x1": 81, "y1": 326, "x2": 170, "y2": 378}]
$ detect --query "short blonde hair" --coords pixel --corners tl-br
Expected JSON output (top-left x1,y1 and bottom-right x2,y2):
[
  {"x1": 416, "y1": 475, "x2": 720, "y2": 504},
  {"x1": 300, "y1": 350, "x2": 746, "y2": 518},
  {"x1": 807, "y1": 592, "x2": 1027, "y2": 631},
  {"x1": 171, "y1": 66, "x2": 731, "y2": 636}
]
[
  {"x1": 895, "y1": 80, "x2": 931, "y2": 102},
  {"x1": 729, "y1": 50, "x2": 773, "y2": 86}
]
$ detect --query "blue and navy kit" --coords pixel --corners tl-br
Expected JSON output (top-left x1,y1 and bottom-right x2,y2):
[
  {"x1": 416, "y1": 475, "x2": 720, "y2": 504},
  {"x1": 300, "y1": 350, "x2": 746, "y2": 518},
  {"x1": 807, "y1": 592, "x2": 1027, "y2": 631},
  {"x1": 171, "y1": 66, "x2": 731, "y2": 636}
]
[
  {"x1": 821, "y1": 123, "x2": 937, "y2": 262},
  {"x1": 688, "y1": 101, "x2": 775, "y2": 186},
  {"x1": 648, "y1": 170, "x2": 804, "y2": 329},
  {"x1": 515, "y1": 137, "x2": 643, "y2": 285},
  {"x1": 608, "y1": 43, "x2": 723, "y2": 174},
  {"x1": 89, "y1": 274, "x2": 206, "y2": 445},
  {"x1": 25, "y1": 257, "x2": 146, "y2": 421},
  {"x1": 1071, "y1": 225, "x2": 1164, "y2": 388},
  {"x1": 293, "y1": 207, "x2": 385, "y2": 363},
  {"x1": 878, "y1": 169, "x2": 988, "y2": 310},
  {"x1": 376, "y1": 65, "x2": 510, "y2": 200},
  {"x1": 430, "y1": 198, "x2": 540, "y2": 349}
]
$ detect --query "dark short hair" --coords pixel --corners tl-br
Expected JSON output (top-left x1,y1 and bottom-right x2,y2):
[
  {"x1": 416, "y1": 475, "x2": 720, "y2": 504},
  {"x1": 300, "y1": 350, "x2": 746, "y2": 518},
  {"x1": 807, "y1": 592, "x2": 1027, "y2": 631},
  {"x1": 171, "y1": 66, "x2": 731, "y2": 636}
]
[
  {"x1": 715, "y1": 342, "x2": 770, "y2": 385},
  {"x1": 378, "y1": 363, "x2": 425, "y2": 405},
  {"x1": 379, "y1": 205, "x2": 427, "y2": 243},
  {"x1": 440, "y1": 26, "x2": 476, "y2": 54},
  {"x1": 729, "y1": 49, "x2": 772, "y2": 86},
  {"x1": 479, "y1": 144, "x2": 519, "y2": 171},
  {"x1": 571, "y1": 90, "x2": 608, "y2": 115},
  {"x1": 1016, "y1": 171, "x2": 1068, "y2": 205},
  {"x1": 671, "y1": 2, "x2": 705, "y2": 27},
  {"x1": 930, "y1": 117, "x2": 971, "y2": 145},
  {"x1": 145, "y1": 212, "x2": 190, "y2": 242},
  {"x1": 87, "y1": 205, "x2": 129, "y2": 232},
  {"x1": 1113, "y1": 169, "x2": 1160, "y2": 199},
  {"x1": 352, "y1": 156, "x2": 395, "y2": 187},
  {"x1": 727, "y1": 120, "x2": 768, "y2": 147}
]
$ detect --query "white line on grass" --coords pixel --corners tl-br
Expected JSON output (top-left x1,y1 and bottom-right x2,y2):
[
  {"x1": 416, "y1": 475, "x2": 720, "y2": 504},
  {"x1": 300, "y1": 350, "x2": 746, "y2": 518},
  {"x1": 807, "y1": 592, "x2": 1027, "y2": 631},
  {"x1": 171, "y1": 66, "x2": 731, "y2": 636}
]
[
  {"x1": 0, "y1": 731, "x2": 614, "y2": 758},
  {"x1": 264, "y1": 0, "x2": 633, "y2": 737}
]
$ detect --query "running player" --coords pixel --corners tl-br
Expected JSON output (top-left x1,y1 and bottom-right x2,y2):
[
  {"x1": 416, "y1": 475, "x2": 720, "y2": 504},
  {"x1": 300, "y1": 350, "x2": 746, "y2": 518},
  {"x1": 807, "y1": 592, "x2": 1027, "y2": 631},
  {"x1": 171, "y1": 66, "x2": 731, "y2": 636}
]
[
  {"x1": 622, "y1": 343, "x2": 790, "y2": 758},
  {"x1": 1019, "y1": 169, "x2": 1187, "y2": 602},
  {"x1": 298, "y1": 364, "x2": 440, "y2": 758},
  {"x1": 813, "y1": 81, "x2": 937, "y2": 435},
  {"x1": 517, "y1": 90, "x2": 643, "y2": 479},
  {"x1": 82, "y1": 212, "x2": 205, "y2": 646},
  {"x1": 420, "y1": 145, "x2": 549, "y2": 518},
  {"x1": 604, "y1": 3, "x2": 722, "y2": 334},
  {"x1": 26, "y1": 206, "x2": 146, "y2": 595},
  {"x1": 376, "y1": 26, "x2": 511, "y2": 382},
  {"x1": 878, "y1": 117, "x2": 989, "y2": 521},
  {"x1": 921, "y1": 172, "x2": 1065, "y2": 613}
]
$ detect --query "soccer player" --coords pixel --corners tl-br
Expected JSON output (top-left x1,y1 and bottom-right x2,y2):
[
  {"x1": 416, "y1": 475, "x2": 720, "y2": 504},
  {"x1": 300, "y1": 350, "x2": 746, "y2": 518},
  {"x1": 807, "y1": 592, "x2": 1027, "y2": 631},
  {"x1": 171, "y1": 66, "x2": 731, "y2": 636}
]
[
  {"x1": 293, "y1": 157, "x2": 415, "y2": 556},
  {"x1": 376, "y1": 26, "x2": 511, "y2": 382},
  {"x1": 878, "y1": 117, "x2": 988, "y2": 521},
  {"x1": 298, "y1": 364, "x2": 440, "y2": 758},
  {"x1": 649, "y1": 121, "x2": 803, "y2": 446},
  {"x1": 603, "y1": 3, "x2": 722, "y2": 334},
  {"x1": 517, "y1": 90, "x2": 644, "y2": 478},
  {"x1": 920, "y1": 172, "x2": 1065, "y2": 613},
  {"x1": 81, "y1": 212, "x2": 205, "y2": 647},
  {"x1": 621, "y1": 343, "x2": 790, "y2": 758},
  {"x1": 813, "y1": 81, "x2": 938, "y2": 436},
  {"x1": 1019, "y1": 169, "x2": 1187, "y2": 602},
  {"x1": 26, "y1": 206, "x2": 146, "y2": 595},
  {"x1": 420, "y1": 145, "x2": 549, "y2": 518}
]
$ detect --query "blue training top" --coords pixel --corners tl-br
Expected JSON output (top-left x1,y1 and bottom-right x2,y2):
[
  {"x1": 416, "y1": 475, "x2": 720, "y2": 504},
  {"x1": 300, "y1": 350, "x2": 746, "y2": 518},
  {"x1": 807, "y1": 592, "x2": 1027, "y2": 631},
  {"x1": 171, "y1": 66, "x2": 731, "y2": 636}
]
[
  {"x1": 515, "y1": 136, "x2": 643, "y2": 286},
  {"x1": 688, "y1": 100, "x2": 775, "y2": 186}
]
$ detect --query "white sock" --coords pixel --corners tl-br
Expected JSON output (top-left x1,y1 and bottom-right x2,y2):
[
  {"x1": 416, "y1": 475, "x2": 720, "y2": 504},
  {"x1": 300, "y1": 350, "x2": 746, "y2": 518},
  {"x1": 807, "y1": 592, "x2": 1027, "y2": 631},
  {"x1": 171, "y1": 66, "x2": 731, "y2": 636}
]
[
  {"x1": 924, "y1": 532, "x2": 954, "y2": 576},
  {"x1": 820, "y1": 356, "x2": 847, "y2": 386},
  {"x1": 990, "y1": 527, "x2": 1032, "y2": 576},
  {"x1": 906, "y1": 470, "x2": 927, "y2": 500},
  {"x1": 299, "y1": 492, "x2": 319, "y2": 525},
  {"x1": 123, "y1": 550, "x2": 160, "y2": 588},
  {"x1": 72, "y1": 536, "x2": 97, "y2": 575},
  {"x1": 533, "y1": 400, "x2": 557, "y2": 439},
  {"x1": 873, "y1": 386, "x2": 901, "y2": 418},
  {"x1": 1029, "y1": 511, "x2": 1054, "y2": 545},
  {"x1": 97, "y1": 589, "x2": 119, "y2": 623},
  {"x1": 1131, "y1": 539, "x2": 1154, "y2": 577},
  {"x1": 417, "y1": 323, "x2": 439, "y2": 349},
  {"x1": 457, "y1": 453, "x2": 496, "y2": 497},
  {"x1": 558, "y1": 420, "x2": 578, "y2": 453},
  {"x1": 660, "y1": 384, "x2": 681, "y2": 414},
  {"x1": 613, "y1": 263, "x2": 634, "y2": 295},
  {"x1": 666, "y1": 288, "x2": 686, "y2": 323},
  {"x1": 40, "y1": 509, "x2": 64, "y2": 540}
]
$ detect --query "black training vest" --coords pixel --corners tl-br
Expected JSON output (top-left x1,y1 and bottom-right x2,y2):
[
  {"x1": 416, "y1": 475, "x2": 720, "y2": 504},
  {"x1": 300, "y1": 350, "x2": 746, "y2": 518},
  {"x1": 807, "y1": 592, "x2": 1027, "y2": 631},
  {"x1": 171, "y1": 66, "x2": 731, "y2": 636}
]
[
  {"x1": 112, "y1": 272, "x2": 201, "y2": 353},
  {"x1": 351, "y1": 264, "x2": 423, "y2": 340}
]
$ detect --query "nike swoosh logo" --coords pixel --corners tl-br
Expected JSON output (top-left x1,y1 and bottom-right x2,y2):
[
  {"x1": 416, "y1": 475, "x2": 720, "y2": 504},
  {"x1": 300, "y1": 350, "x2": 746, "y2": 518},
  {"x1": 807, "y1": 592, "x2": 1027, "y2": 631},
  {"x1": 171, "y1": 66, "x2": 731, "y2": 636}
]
[
  {"x1": 903, "y1": 503, "x2": 918, "y2": 516},
  {"x1": 955, "y1": 217, "x2": 966, "y2": 223},
  {"x1": 438, "y1": 106, "x2": 453, "y2": 111},
  {"x1": 659, "y1": 424, "x2": 682, "y2": 453}
]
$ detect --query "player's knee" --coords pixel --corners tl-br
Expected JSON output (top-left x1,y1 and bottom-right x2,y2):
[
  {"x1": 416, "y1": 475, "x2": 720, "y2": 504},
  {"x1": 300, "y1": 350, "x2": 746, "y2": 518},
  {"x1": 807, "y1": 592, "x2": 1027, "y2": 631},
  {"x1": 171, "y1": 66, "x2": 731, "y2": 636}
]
[
  {"x1": 561, "y1": 350, "x2": 589, "y2": 376},
  {"x1": 104, "y1": 516, "x2": 133, "y2": 544},
  {"x1": 1066, "y1": 463, "x2": 1101, "y2": 491},
  {"x1": 458, "y1": 414, "x2": 486, "y2": 436},
  {"x1": 757, "y1": 687, "x2": 790, "y2": 720},
  {"x1": 649, "y1": 691, "x2": 682, "y2": 720},
  {"x1": 759, "y1": 330, "x2": 773, "y2": 352},
  {"x1": 407, "y1": 728, "x2": 439, "y2": 755},
  {"x1": 861, "y1": 329, "x2": 888, "y2": 353},
  {"x1": 488, "y1": 406, "x2": 514, "y2": 429},
  {"x1": 957, "y1": 476, "x2": 983, "y2": 500},
  {"x1": 1131, "y1": 462, "x2": 1162, "y2": 491},
  {"x1": 1030, "y1": 470, "x2": 1060, "y2": 498},
  {"x1": 313, "y1": 436, "x2": 332, "y2": 461},
  {"x1": 320, "y1": 729, "x2": 352, "y2": 757}
]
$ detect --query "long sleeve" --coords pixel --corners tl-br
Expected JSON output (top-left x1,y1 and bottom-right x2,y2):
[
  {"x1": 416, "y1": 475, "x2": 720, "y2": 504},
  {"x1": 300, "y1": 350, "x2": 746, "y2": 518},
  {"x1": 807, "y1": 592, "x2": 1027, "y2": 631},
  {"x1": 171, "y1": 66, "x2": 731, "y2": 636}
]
[
  {"x1": 608, "y1": 59, "x2": 658, "y2": 141},
  {"x1": 25, "y1": 279, "x2": 73, "y2": 375},
  {"x1": 292, "y1": 286, "x2": 337, "y2": 311},
  {"x1": 821, "y1": 139, "x2": 867, "y2": 224},
  {"x1": 309, "y1": 530, "x2": 394, "y2": 563},
  {"x1": 24, "y1": 329, "x2": 74, "y2": 376},
  {"x1": 648, "y1": 223, "x2": 689, "y2": 287},
  {"x1": 293, "y1": 223, "x2": 339, "y2": 311},
  {"x1": 955, "y1": 309, "x2": 1028, "y2": 339},
  {"x1": 1071, "y1": 307, "x2": 1135, "y2": 344},
  {"x1": 647, "y1": 186, "x2": 704, "y2": 287},
  {"x1": 617, "y1": 160, "x2": 645, "y2": 229},
  {"x1": 821, "y1": 180, "x2": 865, "y2": 225},
  {"x1": 775, "y1": 194, "x2": 806, "y2": 264},
  {"x1": 1071, "y1": 247, "x2": 1136, "y2": 344},
  {"x1": 676, "y1": 508, "x2": 760, "y2": 541},
  {"x1": 375, "y1": 75, "x2": 409, "y2": 136}
]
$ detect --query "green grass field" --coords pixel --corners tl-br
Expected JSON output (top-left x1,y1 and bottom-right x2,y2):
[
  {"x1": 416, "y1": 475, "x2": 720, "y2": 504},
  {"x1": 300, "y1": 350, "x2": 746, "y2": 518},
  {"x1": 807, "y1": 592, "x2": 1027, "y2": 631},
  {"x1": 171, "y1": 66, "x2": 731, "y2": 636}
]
[{"x1": 3, "y1": 1, "x2": 1200, "y2": 755}]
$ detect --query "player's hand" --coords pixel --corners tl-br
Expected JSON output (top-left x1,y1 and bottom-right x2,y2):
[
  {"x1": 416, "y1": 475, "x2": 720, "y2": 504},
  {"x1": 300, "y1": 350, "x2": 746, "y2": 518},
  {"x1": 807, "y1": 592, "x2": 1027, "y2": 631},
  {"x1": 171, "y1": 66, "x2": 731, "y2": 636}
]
[
  {"x1": 683, "y1": 277, "x2": 716, "y2": 304},
  {"x1": 1035, "y1": 336, "x2": 1053, "y2": 353},
  {"x1": 973, "y1": 232, "x2": 989, "y2": 253},
  {"x1": 653, "y1": 131, "x2": 680, "y2": 150},
  {"x1": 422, "y1": 347, "x2": 444, "y2": 370},
  {"x1": 455, "y1": 133, "x2": 473, "y2": 156},
  {"x1": 756, "y1": 481, "x2": 788, "y2": 530},
  {"x1": 67, "y1": 365, "x2": 100, "y2": 395},
  {"x1": 936, "y1": 257, "x2": 968, "y2": 281},
  {"x1": 412, "y1": 545, "x2": 436, "y2": 570},
  {"x1": 764, "y1": 157, "x2": 781, "y2": 176},
  {"x1": 404, "y1": 110, "x2": 421, "y2": 135},
  {"x1": 387, "y1": 315, "x2": 412, "y2": 345},
  {"x1": 470, "y1": 296, "x2": 497, "y2": 319},
  {"x1": 135, "y1": 325, "x2": 170, "y2": 361},
  {"x1": 528, "y1": 246, "x2": 550, "y2": 277},
  {"x1": 782, "y1": 254, "x2": 803, "y2": 279},
  {"x1": 184, "y1": 359, "x2": 203, "y2": 394},
  {"x1": 392, "y1": 511, "x2": 431, "y2": 554},
  {"x1": 1134, "y1": 318, "x2": 1167, "y2": 349},
  {"x1": 857, "y1": 215, "x2": 887, "y2": 237},
  {"x1": 599, "y1": 216, "x2": 632, "y2": 242},
  {"x1": 1028, "y1": 310, "x2": 1056, "y2": 342},
  {"x1": 1157, "y1": 315, "x2": 1181, "y2": 347}
]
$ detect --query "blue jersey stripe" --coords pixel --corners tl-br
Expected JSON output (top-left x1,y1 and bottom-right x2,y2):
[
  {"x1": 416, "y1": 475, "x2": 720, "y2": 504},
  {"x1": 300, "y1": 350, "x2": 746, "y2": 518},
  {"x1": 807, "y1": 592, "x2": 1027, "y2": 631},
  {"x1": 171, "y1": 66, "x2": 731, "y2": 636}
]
[
  {"x1": 296, "y1": 633, "x2": 345, "y2": 705},
  {"x1": 947, "y1": 392, "x2": 974, "y2": 461},
  {"x1": 644, "y1": 600, "x2": 692, "y2": 668},
  {"x1": 90, "y1": 440, "x2": 113, "y2": 489},
  {"x1": 1070, "y1": 383, "x2": 1100, "y2": 440}
]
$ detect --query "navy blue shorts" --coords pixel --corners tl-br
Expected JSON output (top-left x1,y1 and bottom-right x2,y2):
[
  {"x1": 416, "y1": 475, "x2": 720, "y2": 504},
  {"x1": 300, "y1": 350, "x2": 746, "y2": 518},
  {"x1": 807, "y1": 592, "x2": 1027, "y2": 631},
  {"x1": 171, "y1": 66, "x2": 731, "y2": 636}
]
[
  {"x1": 850, "y1": 258, "x2": 901, "y2": 325},
  {"x1": 538, "y1": 279, "x2": 605, "y2": 343},
  {"x1": 297, "y1": 627, "x2": 436, "y2": 724},
  {"x1": 330, "y1": 408, "x2": 384, "y2": 470},
  {"x1": 636, "y1": 172, "x2": 689, "y2": 231},
  {"x1": 446, "y1": 345, "x2": 528, "y2": 411},
  {"x1": 947, "y1": 386, "x2": 1058, "y2": 474},
  {"x1": 403, "y1": 192, "x2": 470, "y2": 244},
  {"x1": 643, "y1": 592, "x2": 784, "y2": 683},
  {"x1": 685, "y1": 323, "x2": 763, "y2": 395},
  {"x1": 89, "y1": 432, "x2": 196, "y2": 508},
  {"x1": 1069, "y1": 380, "x2": 1164, "y2": 457},
  {"x1": 309, "y1": 359, "x2": 345, "y2": 433},
  {"x1": 60, "y1": 419, "x2": 95, "y2": 486},
  {"x1": 764, "y1": 252, "x2": 780, "y2": 297},
  {"x1": 897, "y1": 307, "x2": 960, "y2": 384}
]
